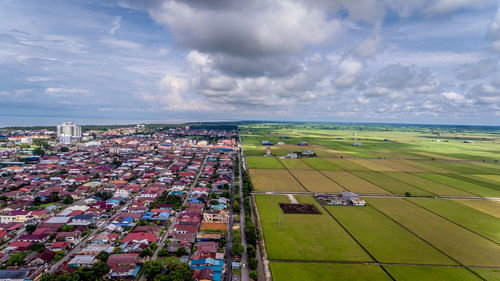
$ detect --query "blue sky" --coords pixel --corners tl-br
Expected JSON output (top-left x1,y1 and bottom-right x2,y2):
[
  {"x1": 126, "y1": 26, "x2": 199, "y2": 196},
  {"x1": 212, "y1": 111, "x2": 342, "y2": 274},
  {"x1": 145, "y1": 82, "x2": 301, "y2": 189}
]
[{"x1": 1, "y1": 0, "x2": 499, "y2": 126}]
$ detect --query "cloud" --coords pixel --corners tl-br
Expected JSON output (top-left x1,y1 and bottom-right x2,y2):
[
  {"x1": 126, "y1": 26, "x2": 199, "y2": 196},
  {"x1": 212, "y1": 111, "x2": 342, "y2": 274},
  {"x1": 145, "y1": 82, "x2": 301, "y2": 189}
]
[
  {"x1": 457, "y1": 58, "x2": 498, "y2": 80},
  {"x1": 45, "y1": 88, "x2": 88, "y2": 94},
  {"x1": 100, "y1": 37, "x2": 142, "y2": 49},
  {"x1": 109, "y1": 16, "x2": 121, "y2": 35},
  {"x1": 334, "y1": 57, "x2": 363, "y2": 87},
  {"x1": 425, "y1": 0, "x2": 493, "y2": 15},
  {"x1": 353, "y1": 36, "x2": 380, "y2": 57},
  {"x1": 486, "y1": 8, "x2": 500, "y2": 53},
  {"x1": 442, "y1": 91, "x2": 473, "y2": 106}
]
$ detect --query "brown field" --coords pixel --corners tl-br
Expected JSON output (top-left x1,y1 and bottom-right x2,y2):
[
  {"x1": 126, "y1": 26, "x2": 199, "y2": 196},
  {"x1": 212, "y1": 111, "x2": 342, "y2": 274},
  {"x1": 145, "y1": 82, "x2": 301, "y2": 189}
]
[
  {"x1": 346, "y1": 159, "x2": 399, "y2": 172},
  {"x1": 372, "y1": 160, "x2": 425, "y2": 172},
  {"x1": 249, "y1": 169, "x2": 306, "y2": 192},
  {"x1": 290, "y1": 169, "x2": 344, "y2": 192},
  {"x1": 279, "y1": 158, "x2": 313, "y2": 170},
  {"x1": 393, "y1": 160, "x2": 454, "y2": 174},
  {"x1": 200, "y1": 223, "x2": 227, "y2": 231},
  {"x1": 324, "y1": 158, "x2": 370, "y2": 171},
  {"x1": 279, "y1": 203, "x2": 321, "y2": 214},
  {"x1": 309, "y1": 145, "x2": 347, "y2": 157},
  {"x1": 452, "y1": 199, "x2": 500, "y2": 219},
  {"x1": 320, "y1": 170, "x2": 390, "y2": 194}
]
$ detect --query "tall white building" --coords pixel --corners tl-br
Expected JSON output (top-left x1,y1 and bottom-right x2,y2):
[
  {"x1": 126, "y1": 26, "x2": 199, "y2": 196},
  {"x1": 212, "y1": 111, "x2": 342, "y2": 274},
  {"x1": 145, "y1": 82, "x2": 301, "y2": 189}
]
[{"x1": 57, "y1": 122, "x2": 82, "y2": 144}]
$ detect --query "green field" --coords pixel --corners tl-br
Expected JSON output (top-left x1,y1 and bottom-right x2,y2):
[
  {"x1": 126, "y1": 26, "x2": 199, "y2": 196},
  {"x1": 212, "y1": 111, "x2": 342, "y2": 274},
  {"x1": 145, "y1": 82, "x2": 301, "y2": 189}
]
[
  {"x1": 255, "y1": 194, "x2": 371, "y2": 261},
  {"x1": 367, "y1": 198, "x2": 500, "y2": 267},
  {"x1": 301, "y1": 158, "x2": 342, "y2": 170},
  {"x1": 246, "y1": 156, "x2": 284, "y2": 169},
  {"x1": 249, "y1": 169, "x2": 305, "y2": 192},
  {"x1": 279, "y1": 158, "x2": 313, "y2": 169},
  {"x1": 351, "y1": 171, "x2": 435, "y2": 196},
  {"x1": 453, "y1": 199, "x2": 500, "y2": 219},
  {"x1": 415, "y1": 173, "x2": 500, "y2": 197},
  {"x1": 471, "y1": 268, "x2": 500, "y2": 281},
  {"x1": 326, "y1": 205, "x2": 455, "y2": 264},
  {"x1": 321, "y1": 170, "x2": 390, "y2": 194},
  {"x1": 408, "y1": 198, "x2": 500, "y2": 243},
  {"x1": 270, "y1": 262, "x2": 392, "y2": 281},
  {"x1": 384, "y1": 265, "x2": 483, "y2": 281},
  {"x1": 382, "y1": 172, "x2": 474, "y2": 196}
]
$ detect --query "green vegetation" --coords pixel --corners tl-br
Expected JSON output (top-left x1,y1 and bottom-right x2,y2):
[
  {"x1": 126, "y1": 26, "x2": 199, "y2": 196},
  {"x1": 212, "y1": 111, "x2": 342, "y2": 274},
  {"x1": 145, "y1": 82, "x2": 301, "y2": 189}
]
[
  {"x1": 249, "y1": 169, "x2": 305, "y2": 192},
  {"x1": 367, "y1": 197, "x2": 500, "y2": 267},
  {"x1": 290, "y1": 170, "x2": 343, "y2": 192},
  {"x1": 270, "y1": 262, "x2": 392, "y2": 281},
  {"x1": 300, "y1": 158, "x2": 342, "y2": 170},
  {"x1": 384, "y1": 265, "x2": 482, "y2": 281},
  {"x1": 351, "y1": 171, "x2": 434, "y2": 196},
  {"x1": 326, "y1": 205, "x2": 455, "y2": 264},
  {"x1": 382, "y1": 172, "x2": 473, "y2": 196},
  {"x1": 279, "y1": 158, "x2": 312, "y2": 169},
  {"x1": 255, "y1": 194, "x2": 371, "y2": 262},
  {"x1": 246, "y1": 156, "x2": 284, "y2": 169},
  {"x1": 415, "y1": 173, "x2": 499, "y2": 197}
]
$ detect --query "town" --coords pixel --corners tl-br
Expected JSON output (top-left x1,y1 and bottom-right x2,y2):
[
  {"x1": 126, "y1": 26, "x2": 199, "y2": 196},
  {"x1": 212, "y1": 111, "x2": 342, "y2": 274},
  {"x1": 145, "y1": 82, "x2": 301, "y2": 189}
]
[{"x1": 0, "y1": 123, "x2": 251, "y2": 281}]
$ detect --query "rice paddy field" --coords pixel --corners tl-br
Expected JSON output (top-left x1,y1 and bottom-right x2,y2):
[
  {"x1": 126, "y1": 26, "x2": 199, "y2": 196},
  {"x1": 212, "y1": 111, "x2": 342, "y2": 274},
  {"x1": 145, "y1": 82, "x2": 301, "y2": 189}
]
[{"x1": 242, "y1": 123, "x2": 500, "y2": 280}]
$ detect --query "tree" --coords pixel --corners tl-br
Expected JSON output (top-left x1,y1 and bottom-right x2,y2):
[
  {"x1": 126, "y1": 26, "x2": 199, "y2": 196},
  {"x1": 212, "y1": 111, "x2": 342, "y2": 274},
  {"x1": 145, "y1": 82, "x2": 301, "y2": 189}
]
[
  {"x1": 63, "y1": 196, "x2": 74, "y2": 204},
  {"x1": 232, "y1": 201, "x2": 240, "y2": 213},
  {"x1": 250, "y1": 271, "x2": 258, "y2": 281},
  {"x1": 158, "y1": 249, "x2": 170, "y2": 257},
  {"x1": 31, "y1": 243, "x2": 46, "y2": 253},
  {"x1": 150, "y1": 242, "x2": 158, "y2": 251},
  {"x1": 143, "y1": 260, "x2": 163, "y2": 280},
  {"x1": 113, "y1": 246, "x2": 123, "y2": 254},
  {"x1": 91, "y1": 261, "x2": 110, "y2": 277},
  {"x1": 60, "y1": 225, "x2": 74, "y2": 232},
  {"x1": 96, "y1": 251, "x2": 110, "y2": 262},
  {"x1": 49, "y1": 191, "x2": 60, "y2": 202},
  {"x1": 6, "y1": 252, "x2": 26, "y2": 266},
  {"x1": 232, "y1": 243, "x2": 243, "y2": 257},
  {"x1": 140, "y1": 247, "x2": 154, "y2": 257},
  {"x1": 34, "y1": 196, "x2": 42, "y2": 206},
  {"x1": 33, "y1": 147, "x2": 45, "y2": 156},
  {"x1": 59, "y1": 147, "x2": 70, "y2": 152},
  {"x1": 163, "y1": 262, "x2": 194, "y2": 281},
  {"x1": 247, "y1": 244, "x2": 256, "y2": 259},
  {"x1": 405, "y1": 192, "x2": 412, "y2": 197},
  {"x1": 248, "y1": 257, "x2": 258, "y2": 270},
  {"x1": 26, "y1": 224, "x2": 37, "y2": 234},
  {"x1": 40, "y1": 273, "x2": 57, "y2": 281},
  {"x1": 175, "y1": 247, "x2": 188, "y2": 257},
  {"x1": 136, "y1": 219, "x2": 147, "y2": 226},
  {"x1": 245, "y1": 222, "x2": 257, "y2": 246}
]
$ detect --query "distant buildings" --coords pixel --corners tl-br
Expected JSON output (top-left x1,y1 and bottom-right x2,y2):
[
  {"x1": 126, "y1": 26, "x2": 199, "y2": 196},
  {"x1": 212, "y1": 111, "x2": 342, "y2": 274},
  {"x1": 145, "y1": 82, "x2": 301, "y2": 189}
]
[
  {"x1": 353, "y1": 142, "x2": 362, "y2": 147},
  {"x1": 57, "y1": 122, "x2": 82, "y2": 144}
]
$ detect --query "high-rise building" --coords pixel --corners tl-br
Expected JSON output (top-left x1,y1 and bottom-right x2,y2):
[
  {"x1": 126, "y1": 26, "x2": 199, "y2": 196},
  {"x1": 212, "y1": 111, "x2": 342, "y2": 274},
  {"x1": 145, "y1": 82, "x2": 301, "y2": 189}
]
[{"x1": 57, "y1": 122, "x2": 82, "y2": 144}]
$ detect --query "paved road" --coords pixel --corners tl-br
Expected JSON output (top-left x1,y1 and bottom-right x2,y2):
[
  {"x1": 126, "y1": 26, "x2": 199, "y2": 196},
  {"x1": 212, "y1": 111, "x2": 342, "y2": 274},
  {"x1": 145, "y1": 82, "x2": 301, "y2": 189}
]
[
  {"x1": 224, "y1": 157, "x2": 236, "y2": 281},
  {"x1": 48, "y1": 189, "x2": 139, "y2": 273},
  {"x1": 237, "y1": 139, "x2": 250, "y2": 281}
]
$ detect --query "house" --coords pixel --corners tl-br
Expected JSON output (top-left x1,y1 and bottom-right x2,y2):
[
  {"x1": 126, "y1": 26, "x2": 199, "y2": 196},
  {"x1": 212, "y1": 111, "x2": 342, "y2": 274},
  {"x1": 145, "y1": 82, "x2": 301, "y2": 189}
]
[
  {"x1": 122, "y1": 232, "x2": 157, "y2": 244},
  {"x1": 56, "y1": 230, "x2": 81, "y2": 243},
  {"x1": 192, "y1": 268, "x2": 214, "y2": 281},
  {"x1": 203, "y1": 210, "x2": 229, "y2": 224},
  {"x1": 28, "y1": 249, "x2": 56, "y2": 267},
  {"x1": 167, "y1": 241, "x2": 191, "y2": 254},
  {"x1": 341, "y1": 192, "x2": 366, "y2": 206},
  {"x1": 69, "y1": 214, "x2": 96, "y2": 226},
  {"x1": 68, "y1": 255, "x2": 97, "y2": 267},
  {"x1": 107, "y1": 253, "x2": 142, "y2": 278},
  {"x1": 49, "y1": 241, "x2": 71, "y2": 251},
  {"x1": 80, "y1": 244, "x2": 114, "y2": 255},
  {"x1": 190, "y1": 258, "x2": 223, "y2": 281},
  {"x1": 0, "y1": 269, "x2": 30, "y2": 281}
]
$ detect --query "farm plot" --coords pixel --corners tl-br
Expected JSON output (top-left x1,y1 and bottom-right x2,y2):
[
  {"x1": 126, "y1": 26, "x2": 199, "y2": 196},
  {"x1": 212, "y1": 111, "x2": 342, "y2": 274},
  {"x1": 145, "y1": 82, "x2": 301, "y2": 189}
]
[
  {"x1": 255, "y1": 195, "x2": 372, "y2": 262},
  {"x1": 408, "y1": 198, "x2": 500, "y2": 244},
  {"x1": 279, "y1": 159, "x2": 312, "y2": 170},
  {"x1": 325, "y1": 158, "x2": 371, "y2": 171},
  {"x1": 321, "y1": 171, "x2": 390, "y2": 194},
  {"x1": 452, "y1": 199, "x2": 500, "y2": 219},
  {"x1": 394, "y1": 160, "x2": 454, "y2": 174},
  {"x1": 347, "y1": 159, "x2": 399, "y2": 172},
  {"x1": 270, "y1": 262, "x2": 392, "y2": 281},
  {"x1": 370, "y1": 160, "x2": 425, "y2": 172},
  {"x1": 249, "y1": 169, "x2": 305, "y2": 192},
  {"x1": 416, "y1": 160, "x2": 500, "y2": 175},
  {"x1": 326, "y1": 205, "x2": 455, "y2": 264},
  {"x1": 246, "y1": 156, "x2": 284, "y2": 169},
  {"x1": 351, "y1": 172, "x2": 434, "y2": 196},
  {"x1": 367, "y1": 197, "x2": 500, "y2": 267},
  {"x1": 471, "y1": 268, "x2": 500, "y2": 281},
  {"x1": 290, "y1": 170, "x2": 344, "y2": 193},
  {"x1": 382, "y1": 172, "x2": 474, "y2": 197},
  {"x1": 415, "y1": 173, "x2": 500, "y2": 197},
  {"x1": 384, "y1": 265, "x2": 482, "y2": 281},
  {"x1": 308, "y1": 144, "x2": 347, "y2": 157},
  {"x1": 301, "y1": 158, "x2": 342, "y2": 170}
]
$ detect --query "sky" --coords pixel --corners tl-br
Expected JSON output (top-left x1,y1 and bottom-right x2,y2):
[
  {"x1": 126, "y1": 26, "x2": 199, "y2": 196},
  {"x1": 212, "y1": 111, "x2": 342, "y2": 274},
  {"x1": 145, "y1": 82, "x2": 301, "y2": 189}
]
[{"x1": 1, "y1": 0, "x2": 500, "y2": 126}]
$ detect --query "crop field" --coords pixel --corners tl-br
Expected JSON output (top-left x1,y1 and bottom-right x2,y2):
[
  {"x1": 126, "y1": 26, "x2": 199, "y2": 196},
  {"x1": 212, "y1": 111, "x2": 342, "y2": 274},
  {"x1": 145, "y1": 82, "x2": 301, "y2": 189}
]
[
  {"x1": 408, "y1": 198, "x2": 500, "y2": 243},
  {"x1": 300, "y1": 158, "x2": 342, "y2": 170},
  {"x1": 278, "y1": 158, "x2": 312, "y2": 170},
  {"x1": 290, "y1": 170, "x2": 344, "y2": 193},
  {"x1": 270, "y1": 263, "x2": 392, "y2": 281},
  {"x1": 384, "y1": 265, "x2": 483, "y2": 281},
  {"x1": 325, "y1": 205, "x2": 455, "y2": 264},
  {"x1": 245, "y1": 156, "x2": 284, "y2": 169},
  {"x1": 320, "y1": 170, "x2": 390, "y2": 194},
  {"x1": 244, "y1": 123, "x2": 500, "y2": 280},
  {"x1": 382, "y1": 172, "x2": 474, "y2": 196},
  {"x1": 249, "y1": 169, "x2": 305, "y2": 192},
  {"x1": 367, "y1": 198, "x2": 500, "y2": 267},
  {"x1": 415, "y1": 173, "x2": 500, "y2": 197},
  {"x1": 346, "y1": 159, "x2": 399, "y2": 172},
  {"x1": 452, "y1": 199, "x2": 500, "y2": 219},
  {"x1": 255, "y1": 194, "x2": 372, "y2": 261},
  {"x1": 351, "y1": 171, "x2": 434, "y2": 196}
]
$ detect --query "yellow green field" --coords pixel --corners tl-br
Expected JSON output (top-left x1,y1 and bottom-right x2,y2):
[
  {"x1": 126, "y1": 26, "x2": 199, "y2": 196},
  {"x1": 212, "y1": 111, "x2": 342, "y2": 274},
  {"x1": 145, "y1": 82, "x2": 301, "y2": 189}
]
[
  {"x1": 290, "y1": 170, "x2": 344, "y2": 192},
  {"x1": 249, "y1": 169, "x2": 305, "y2": 192},
  {"x1": 321, "y1": 170, "x2": 390, "y2": 194}
]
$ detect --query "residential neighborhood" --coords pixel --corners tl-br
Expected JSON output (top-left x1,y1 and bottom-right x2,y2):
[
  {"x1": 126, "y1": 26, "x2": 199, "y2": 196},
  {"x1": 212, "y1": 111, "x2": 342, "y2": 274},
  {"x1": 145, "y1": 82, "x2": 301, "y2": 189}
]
[{"x1": 0, "y1": 125, "x2": 241, "y2": 281}]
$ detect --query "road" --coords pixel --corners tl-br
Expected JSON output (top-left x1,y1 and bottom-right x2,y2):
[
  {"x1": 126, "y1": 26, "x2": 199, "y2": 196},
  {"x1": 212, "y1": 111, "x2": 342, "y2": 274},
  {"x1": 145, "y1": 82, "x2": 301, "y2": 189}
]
[
  {"x1": 223, "y1": 155, "x2": 236, "y2": 281},
  {"x1": 237, "y1": 138, "x2": 250, "y2": 281},
  {"x1": 149, "y1": 154, "x2": 209, "y2": 262},
  {"x1": 47, "y1": 189, "x2": 139, "y2": 273}
]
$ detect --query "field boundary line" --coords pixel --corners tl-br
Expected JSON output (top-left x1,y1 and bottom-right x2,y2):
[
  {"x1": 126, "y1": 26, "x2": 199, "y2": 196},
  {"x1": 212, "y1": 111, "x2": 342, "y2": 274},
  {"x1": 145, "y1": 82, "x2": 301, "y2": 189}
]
[
  {"x1": 316, "y1": 170, "x2": 352, "y2": 192},
  {"x1": 410, "y1": 173, "x2": 486, "y2": 197},
  {"x1": 404, "y1": 198, "x2": 500, "y2": 246},
  {"x1": 268, "y1": 259, "x2": 500, "y2": 269},
  {"x1": 368, "y1": 202, "x2": 486, "y2": 280}
]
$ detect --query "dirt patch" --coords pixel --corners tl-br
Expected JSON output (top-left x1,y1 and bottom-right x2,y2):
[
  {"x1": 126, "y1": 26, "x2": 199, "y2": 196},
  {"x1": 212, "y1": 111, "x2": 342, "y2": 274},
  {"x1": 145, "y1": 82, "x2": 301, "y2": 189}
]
[{"x1": 279, "y1": 203, "x2": 321, "y2": 214}]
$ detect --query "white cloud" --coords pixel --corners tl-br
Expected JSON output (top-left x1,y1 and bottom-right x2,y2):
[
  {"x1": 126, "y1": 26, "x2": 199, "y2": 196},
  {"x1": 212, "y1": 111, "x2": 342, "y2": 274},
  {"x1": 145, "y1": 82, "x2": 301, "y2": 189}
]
[
  {"x1": 442, "y1": 91, "x2": 473, "y2": 105},
  {"x1": 334, "y1": 57, "x2": 363, "y2": 87},
  {"x1": 109, "y1": 16, "x2": 121, "y2": 35},
  {"x1": 45, "y1": 88, "x2": 88, "y2": 94},
  {"x1": 100, "y1": 37, "x2": 142, "y2": 49}
]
